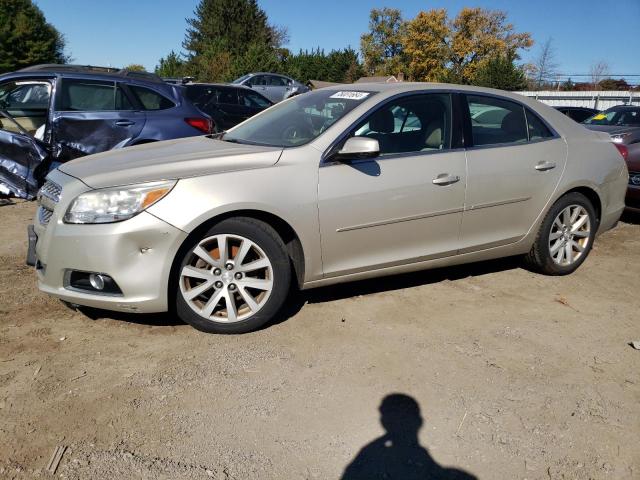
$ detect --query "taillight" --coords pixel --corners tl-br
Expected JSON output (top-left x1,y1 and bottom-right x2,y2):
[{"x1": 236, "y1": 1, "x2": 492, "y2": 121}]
[
  {"x1": 614, "y1": 143, "x2": 628, "y2": 161},
  {"x1": 185, "y1": 117, "x2": 212, "y2": 134}
]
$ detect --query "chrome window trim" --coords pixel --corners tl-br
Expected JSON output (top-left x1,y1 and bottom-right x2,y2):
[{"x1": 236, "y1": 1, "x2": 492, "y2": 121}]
[{"x1": 321, "y1": 88, "x2": 562, "y2": 166}]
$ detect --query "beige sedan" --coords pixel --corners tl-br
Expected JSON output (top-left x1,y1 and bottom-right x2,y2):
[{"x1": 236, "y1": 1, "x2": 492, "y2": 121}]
[{"x1": 30, "y1": 83, "x2": 628, "y2": 333}]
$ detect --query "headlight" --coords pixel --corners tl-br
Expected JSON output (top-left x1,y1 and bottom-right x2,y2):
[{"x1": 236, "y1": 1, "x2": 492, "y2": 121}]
[{"x1": 64, "y1": 180, "x2": 176, "y2": 224}]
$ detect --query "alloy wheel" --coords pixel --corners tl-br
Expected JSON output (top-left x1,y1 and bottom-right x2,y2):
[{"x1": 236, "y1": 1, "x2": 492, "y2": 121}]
[
  {"x1": 179, "y1": 234, "x2": 274, "y2": 323},
  {"x1": 548, "y1": 205, "x2": 591, "y2": 266}
]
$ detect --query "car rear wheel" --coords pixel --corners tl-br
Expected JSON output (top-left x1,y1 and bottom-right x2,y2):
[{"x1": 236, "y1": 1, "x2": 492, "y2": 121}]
[
  {"x1": 524, "y1": 192, "x2": 597, "y2": 275},
  {"x1": 175, "y1": 217, "x2": 291, "y2": 333}
]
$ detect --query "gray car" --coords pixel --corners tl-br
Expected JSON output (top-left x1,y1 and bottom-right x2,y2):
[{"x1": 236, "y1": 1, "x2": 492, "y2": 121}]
[
  {"x1": 29, "y1": 83, "x2": 628, "y2": 334},
  {"x1": 232, "y1": 72, "x2": 309, "y2": 103}
]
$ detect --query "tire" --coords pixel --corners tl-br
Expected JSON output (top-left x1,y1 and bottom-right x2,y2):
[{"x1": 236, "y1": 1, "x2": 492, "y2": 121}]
[
  {"x1": 174, "y1": 217, "x2": 291, "y2": 334},
  {"x1": 524, "y1": 192, "x2": 597, "y2": 275}
]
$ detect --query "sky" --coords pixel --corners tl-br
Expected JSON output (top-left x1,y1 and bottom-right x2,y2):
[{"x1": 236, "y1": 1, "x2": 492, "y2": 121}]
[{"x1": 35, "y1": 0, "x2": 640, "y2": 82}]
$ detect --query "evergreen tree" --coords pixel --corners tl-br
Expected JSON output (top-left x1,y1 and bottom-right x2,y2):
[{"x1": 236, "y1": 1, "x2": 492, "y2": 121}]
[
  {"x1": 182, "y1": 0, "x2": 275, "y2": 81},
  {"x1": 155, "y1": 51, "x2": 186, "y2": 78},
  {"x1": 473, "y1": 54, "x2": 527, "y2": 91},
  {"x1": 0, "y1": 0, "x2": 68, "y2": 73}
]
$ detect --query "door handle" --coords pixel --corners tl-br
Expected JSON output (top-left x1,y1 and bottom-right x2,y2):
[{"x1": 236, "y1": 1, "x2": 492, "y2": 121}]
[
  {"x1": 432, "y1": 173, "x2": 460, "y2": 186},
  {"x1": 115, "y1": 120, "x2": 135, "y2": 127},
  {"x1": 535, "y1": 161, "x2": 556, "y2": 171}
]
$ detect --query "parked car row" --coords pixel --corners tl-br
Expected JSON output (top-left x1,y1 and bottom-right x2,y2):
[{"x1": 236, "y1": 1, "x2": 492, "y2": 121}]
[
  {"x1": 0, "y1": 65, "x2": 303, "y2": 199},
  {"x1": 582, "y1": 105, "x2": 640, "y2": 212},
  {"x1": 27, "y1": 82, "x2": 628, "y2": 334}
]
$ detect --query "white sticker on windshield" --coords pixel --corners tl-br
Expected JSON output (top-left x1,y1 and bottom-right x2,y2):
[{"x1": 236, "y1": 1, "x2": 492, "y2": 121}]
[{"x1": 329, "y1": 91, "x2": 371, "y2": 100}]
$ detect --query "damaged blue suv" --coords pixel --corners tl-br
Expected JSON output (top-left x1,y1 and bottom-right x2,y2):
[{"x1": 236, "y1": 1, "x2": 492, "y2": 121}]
[{"x1": 0, "y1": 64, "x2": 212, "y2": 199}]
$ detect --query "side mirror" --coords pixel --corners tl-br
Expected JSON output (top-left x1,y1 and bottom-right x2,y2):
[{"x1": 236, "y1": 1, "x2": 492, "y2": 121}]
[{"x1": 333, "y1": 137, "x2": 380, "y2": 162}]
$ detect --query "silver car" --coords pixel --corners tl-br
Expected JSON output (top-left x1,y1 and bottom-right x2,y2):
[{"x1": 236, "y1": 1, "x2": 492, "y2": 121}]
[
  {"x1": 29, "y1": 83, "x2": 628, "y2": 334},
  {"x1": 232, "y1": 72, "x2": 309, "y2": 103}
]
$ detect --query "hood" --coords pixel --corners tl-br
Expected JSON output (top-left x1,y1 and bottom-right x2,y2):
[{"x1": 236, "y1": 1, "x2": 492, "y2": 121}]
[{"x1": 58, "y1": 136, "x2": 282, "y2": 188}]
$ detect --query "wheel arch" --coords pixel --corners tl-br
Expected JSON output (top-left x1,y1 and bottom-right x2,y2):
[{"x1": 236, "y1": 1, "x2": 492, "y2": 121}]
[
  {"x1": 169, "y1": 209, "x2": 306, "y2": 298},
  {"x1": 560, "y1": 185, "x2": 602, "y2": 223}
]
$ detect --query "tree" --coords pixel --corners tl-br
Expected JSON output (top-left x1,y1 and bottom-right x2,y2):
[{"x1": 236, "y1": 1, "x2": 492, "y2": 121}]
[
  {"x1": 155, "y1": 51, "x2": 186, "y2": 78},
  {"x1": 280, "y1": 47, "x2": 362, "y2": 83},
  {"x1": 404, "y1": 9, "x2": 449, "y2": 81},
  {"x1": 182, "y1": 0, "x2": 277, "y2": 81},
  {"x1": 598, "y1": 78, "x2": 630, "y2": 90},
  {"x1": 448, "y1": 8, "x2": 533, "y2": 83},
  {"x1": 473, "y1": 53, "x2": 527, "y2": 91},
  {"x1": 123, "y1": 64, "x2": 146, "y2": 72},
  {"x1": 360, "y1": 8, "x2": 406, "y2": 76},
  {"x1": 0, "y1": 0, "x2": 68, "y2": 73},
  {"x1": 589, "y1": 60, "x2": 609, "y2": 90},
  {"x1": 532, "y1": 38, "x2": 559, "y2": 89},
  {"x1": 560, "y1": 78, "x2": 575, "y2": 91},
  {"x1": 400, "y1": 7, "x2": 533, "y2": 84},
  {"x1": 269, "y1": 24, "x2": 289, "y2": 49}
]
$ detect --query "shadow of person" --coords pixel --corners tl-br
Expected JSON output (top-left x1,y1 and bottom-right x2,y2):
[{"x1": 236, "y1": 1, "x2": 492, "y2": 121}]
[{"x1": 341, "y1": 394, "x2": 477, "y2": 480}]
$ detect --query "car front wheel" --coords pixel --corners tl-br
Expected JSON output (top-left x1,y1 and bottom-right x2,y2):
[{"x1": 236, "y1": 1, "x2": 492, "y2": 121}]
[
  {"x1": 524, "y1": 192, "x2": 597, "y2": 275},
  {"x1": 174, "y1": 218, "x2": 291, "y2": 334}
]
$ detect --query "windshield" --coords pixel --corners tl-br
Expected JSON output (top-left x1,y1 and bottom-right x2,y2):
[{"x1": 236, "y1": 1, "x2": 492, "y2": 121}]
[
  {"x1": 583, "y1": 107, "x2": 640, "y2": 126},
  {"x1": 222, "y1": 89, "x2": 376, "y2": 147}
]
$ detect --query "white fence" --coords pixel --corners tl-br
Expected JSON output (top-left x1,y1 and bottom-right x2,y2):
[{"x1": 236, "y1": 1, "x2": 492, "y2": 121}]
[{"x1": 517, "y1": 90, "x2": 638, "y2": 110}]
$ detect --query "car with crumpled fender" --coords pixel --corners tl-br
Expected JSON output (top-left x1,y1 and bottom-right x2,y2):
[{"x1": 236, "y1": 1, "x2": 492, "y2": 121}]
[
  {"x1": 29, "y1": 82, "x2": 628, "y2": 334},
  {"x1": 0, "y1": 64, "x2": 212, "y2": 199}
]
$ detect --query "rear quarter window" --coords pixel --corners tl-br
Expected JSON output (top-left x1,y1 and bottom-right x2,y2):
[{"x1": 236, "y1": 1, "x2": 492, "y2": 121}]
[
  {"x1": 525, "y1": 109, "x2": 554, "y2": 140},
  {"x1": 130, "y1": 85, "x2": 175, "y2": 110}
]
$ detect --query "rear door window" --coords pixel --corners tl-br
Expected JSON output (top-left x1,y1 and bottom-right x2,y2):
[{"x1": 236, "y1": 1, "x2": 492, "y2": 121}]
[
  {"x1": 268, "y1": 75, "x2": 289, "y2": 87},
  {"x1": 467, "y1": 95, "x2": 527, "y2": 146},
  {"x1": 186, "y1": 85, "x2": 218, "y2": 106},
  {"x1": 129, "y1": 85, "x2": 175, "y2": 110},
  {"x1": 217, "y1": 88, "x2": 238, "y2": 105},
  {"x1": 238, "y1": 89, "x2": 271, "y2": 108},
  {"x1": 58, "y1": 79, "x2": 117, "y2": 111},
  {"x1": 249, "y1": 75, "x2": 268, "y2": 87}
]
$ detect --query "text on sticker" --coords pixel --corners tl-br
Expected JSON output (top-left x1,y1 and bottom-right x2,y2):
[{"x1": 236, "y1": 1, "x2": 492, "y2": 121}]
[{"x1": 329, "y1": 91, "x2": 370, "y2": 100}]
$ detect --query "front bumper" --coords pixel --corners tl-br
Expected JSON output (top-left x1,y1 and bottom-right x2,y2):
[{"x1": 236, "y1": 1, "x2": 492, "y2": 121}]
[{"x1": 33, "y1": 169, "x2": 188, "y2": 313}]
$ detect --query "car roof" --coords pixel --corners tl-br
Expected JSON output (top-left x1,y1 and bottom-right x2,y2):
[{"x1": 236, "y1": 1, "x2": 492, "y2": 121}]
[
  {"x1": 0, "y1": 65, "x2": 177, "y2": 96},
  {"x1": 246, "y1": 72, "x2": 291, "y2": 78},
  {"x1": 554, "y1": 106, "x2": 597, "y2": 110},
  {"x1": 187, "y1": 82, "x2": 252, "y2": 90},
  {"x1": 605, "y1": 105, "x2": 640, "y2": 111}
]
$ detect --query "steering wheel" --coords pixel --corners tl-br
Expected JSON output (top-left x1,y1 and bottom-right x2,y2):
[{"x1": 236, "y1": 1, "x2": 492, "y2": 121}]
[{"x1": 282, "y1": 123, "x2": 314, "y2": 144}]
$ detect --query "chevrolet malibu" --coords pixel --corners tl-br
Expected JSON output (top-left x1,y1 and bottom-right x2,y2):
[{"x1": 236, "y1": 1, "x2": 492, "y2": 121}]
[{"x1": 29, "y1": 83, "x2": 628, "y2": 334}]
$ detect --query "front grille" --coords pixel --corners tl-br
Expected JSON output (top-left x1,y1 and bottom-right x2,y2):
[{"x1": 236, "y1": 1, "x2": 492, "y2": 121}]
[
  {"x1": 629, "y1": 171, "x2": 640, "y2": 187},
  {"x1": 37, "y1": 180, "x2": 62, "y2": 225},
  {"x1": 38, "y1": 207, "x2": 53, "y2": 224}
]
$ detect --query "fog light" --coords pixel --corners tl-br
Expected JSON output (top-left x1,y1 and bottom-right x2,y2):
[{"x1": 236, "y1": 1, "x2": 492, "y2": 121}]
[
  {"x1": 89, "y1": 273, "x2": 105, "y2": 291},
  {"x1": 66, "y1": 270, "x2": 123, "y2": 295}
]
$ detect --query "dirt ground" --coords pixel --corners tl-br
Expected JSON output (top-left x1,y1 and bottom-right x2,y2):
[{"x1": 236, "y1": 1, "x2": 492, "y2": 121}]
[{"x1": 0, "y1": 199, "x2": 639, "y2": 479}]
